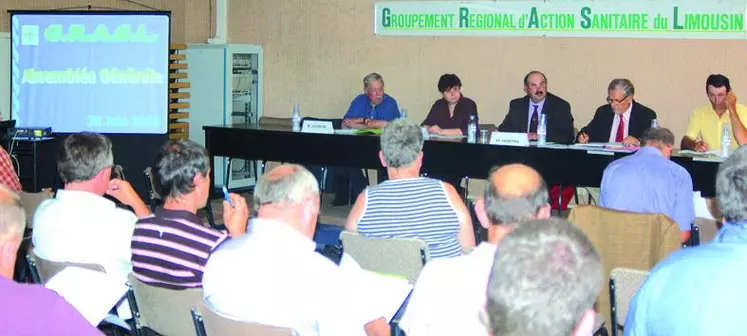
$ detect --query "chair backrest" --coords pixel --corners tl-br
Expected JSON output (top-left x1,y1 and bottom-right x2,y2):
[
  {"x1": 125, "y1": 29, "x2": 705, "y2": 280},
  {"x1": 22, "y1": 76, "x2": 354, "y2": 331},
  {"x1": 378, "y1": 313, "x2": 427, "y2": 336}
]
[
  {"x1": 339, "y1": 231, "x2": 429, "y2": 284},
  {"x1": 609, "y1": 268, "x2": 649, "y2": 333},
  {"x1": 126, "y1": 273, "x2": 203, "y2": 336},
  {"x1": 567, "y1": 205, "x2": 680, "y2": 327},
  {"x1": 27, "y1": 249, "x2": 106, "y2": 284},
  {"x1": 19, "y1": 191, "x2": 52, "y2": 229},
  {"x1": 258, "y1": 116, "x2": 292, "y2": 128},
  {"x1": 143, "y1": 167, "x2": 162, "y2": 212},
  {"x1": 694, "y1": 217, "x2": 720, "y2": 244},
  {"x1": 192, "y1": 299, "x2": 296, "y2": 336}
]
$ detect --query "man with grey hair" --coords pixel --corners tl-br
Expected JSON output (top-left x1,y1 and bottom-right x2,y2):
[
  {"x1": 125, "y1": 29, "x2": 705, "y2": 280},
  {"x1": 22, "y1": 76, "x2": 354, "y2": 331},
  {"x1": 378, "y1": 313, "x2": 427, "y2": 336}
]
[
  {"x1": 332, "y1": 73, "x2": 402, "y2": 206},
  {"x1": 0, "y1": 185, "x2": 102, "y2": 335},
  {"x1": 203, "y1": 164, "x2": 391, "y2": 336},
  {"x1": 398, "y1": 164, "x2": 551, "y2": 336},
  {"x1": 600, "y1": 127, "x2": 694, "y2": 243},
  {"x1": 486, "y1": 218, "x2": 603, "y2": 336},
  {"x1": 346, "y1": 119, "x2": 474, "y2": 259},
  {"x1": 625, "y1": 145, "x2": 747, "y2": 335},
  {"x1": 578, "y1": 78, "x2": 657, "y2": 146},
  {"x1": 33, "y1": 132, "x2": 150, "y2": 284}
]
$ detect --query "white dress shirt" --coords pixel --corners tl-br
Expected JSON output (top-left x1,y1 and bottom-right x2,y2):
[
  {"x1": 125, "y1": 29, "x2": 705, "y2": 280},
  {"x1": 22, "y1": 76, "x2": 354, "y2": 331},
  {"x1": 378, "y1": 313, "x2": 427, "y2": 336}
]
[
  {"x1": 202, "y1": 218, "x2": 384, "y2": 336},
  {"x1": 607, "y1": 103, "x2": 632, "y2": 143},
  {"x1": 32, "y1": 189, "x2": 137, "y2": 282},
  {"x1": 398, "y1": 242, "x2": 498, "y2": 336}
]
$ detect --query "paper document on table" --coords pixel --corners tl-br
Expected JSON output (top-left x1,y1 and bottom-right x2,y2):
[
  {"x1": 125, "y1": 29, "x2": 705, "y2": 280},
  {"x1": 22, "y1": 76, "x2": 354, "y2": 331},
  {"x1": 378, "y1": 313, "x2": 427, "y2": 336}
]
[
  {"x1": 679, "y1": 150, "x2": 719, "y2": 156},
  {"x1": 334, "y1": 128, "x2": 358, "y2": 135},
  {"x1": 45, "y1": 267, "x2": 128, "y2": 326},
  {"x1": 429, "y1": 134, "x2": 466, "y2": 139},
  {"x1": 576, "y1": 142, "x2": 620, "y2": 147}
]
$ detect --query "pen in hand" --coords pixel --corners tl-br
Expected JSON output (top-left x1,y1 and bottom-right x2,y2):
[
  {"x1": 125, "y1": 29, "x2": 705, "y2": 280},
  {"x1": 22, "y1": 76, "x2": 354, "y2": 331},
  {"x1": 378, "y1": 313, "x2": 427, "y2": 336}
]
[{"x1": 222, "y1": 186, "x2": 235, "y2": 208}]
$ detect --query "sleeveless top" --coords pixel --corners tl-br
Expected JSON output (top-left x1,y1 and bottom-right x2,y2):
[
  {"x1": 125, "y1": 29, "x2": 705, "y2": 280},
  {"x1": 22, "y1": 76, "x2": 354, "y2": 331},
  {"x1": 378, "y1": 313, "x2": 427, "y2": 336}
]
[{"x1": 357, "y1": 177, "x2": 462, "y2": 259}]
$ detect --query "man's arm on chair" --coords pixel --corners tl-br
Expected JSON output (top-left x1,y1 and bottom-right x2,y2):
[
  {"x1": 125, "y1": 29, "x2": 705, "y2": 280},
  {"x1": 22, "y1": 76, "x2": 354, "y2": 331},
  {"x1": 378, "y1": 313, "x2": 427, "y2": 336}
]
[
  {"x1": 345, "y1": 192, "x2": 367, "y2": 232},
  {"x1": 444, "y1": 182, "x2": 476, "y2": 251}
]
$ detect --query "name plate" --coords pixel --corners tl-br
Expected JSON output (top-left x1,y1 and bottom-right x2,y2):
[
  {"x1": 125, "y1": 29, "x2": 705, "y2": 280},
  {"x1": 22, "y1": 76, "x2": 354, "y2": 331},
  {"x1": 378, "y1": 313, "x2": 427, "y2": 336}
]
[
  {"x1": 489, "y1": 132, "x2": 529, "y2": 147},
  {"x1": 301, "y1": 120, "x2": 334, "y2": 134}
]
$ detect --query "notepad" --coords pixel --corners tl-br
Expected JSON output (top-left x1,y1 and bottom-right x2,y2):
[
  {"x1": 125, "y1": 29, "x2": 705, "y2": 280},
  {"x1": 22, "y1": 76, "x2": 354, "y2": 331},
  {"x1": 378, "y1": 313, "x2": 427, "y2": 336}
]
[{"x1": 45, "y1": 267, "x2": 129, "y2": 326}]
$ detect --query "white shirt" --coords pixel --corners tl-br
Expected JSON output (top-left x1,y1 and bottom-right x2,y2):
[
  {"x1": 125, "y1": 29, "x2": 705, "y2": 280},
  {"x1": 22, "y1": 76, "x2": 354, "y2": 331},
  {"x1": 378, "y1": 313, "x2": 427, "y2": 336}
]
[
  {"x1": 607, "y1": 103, "x2": 632, "y2": 143},
  {"x1": 32, "y1": 189, "x2": 137, "y2": 282},
  {"x1": 202, "y1": 219, "x2": 383, "y2": 336},
  {"x1": 398, "y1": 242, "x2": 497, "y2": 336}
]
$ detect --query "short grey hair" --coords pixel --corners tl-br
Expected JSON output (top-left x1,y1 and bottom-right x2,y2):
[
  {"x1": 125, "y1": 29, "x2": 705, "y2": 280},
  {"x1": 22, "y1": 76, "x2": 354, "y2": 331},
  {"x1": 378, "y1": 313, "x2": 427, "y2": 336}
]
[
  {"x1": 717, "y1": 146, "x2": 747, "y2": 223},
  {"x1": 641, "y1": 127, "x2": 675, "y2": 148},
  {"x1": 487, "y1": 218, "x2": 603, "y2": 336},
  {"x1": 363, "y1": 72, "x2": 384, "y2": 88},
  {"x1": 380, "y1": 119, "x2": 424, "y2": 169},
  {"x1": 253, "y1": 164, "x2": 319, "y2": 211},
  {"x1": 0, "y1": 185, "x2": 25, "y2": 242},
  {"x1": 608, "y1": 78, "x2": 635, "y2": 97},
  {"x1": 57, "y1": 132, "x2": 114, "y2": 183},
  {"x1": 484, "y1": 166, "x2": 549, "y2": 226}
]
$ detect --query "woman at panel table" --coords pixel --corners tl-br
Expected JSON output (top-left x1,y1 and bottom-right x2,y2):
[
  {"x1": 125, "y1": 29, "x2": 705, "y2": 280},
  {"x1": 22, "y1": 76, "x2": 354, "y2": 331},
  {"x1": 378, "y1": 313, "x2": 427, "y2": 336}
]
[
  {"x1": 421, "y1": 74, "x2": 478, "y2": 136},
  {"x1": 421, "y1": 74, "x2": 478, "y2": 195}
]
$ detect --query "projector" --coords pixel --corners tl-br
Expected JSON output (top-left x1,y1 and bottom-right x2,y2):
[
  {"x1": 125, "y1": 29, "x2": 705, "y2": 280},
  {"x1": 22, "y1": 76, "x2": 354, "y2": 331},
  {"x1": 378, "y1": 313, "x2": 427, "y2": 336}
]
[{"x1": 10, "y1": 127, "x2": 52, "y2": 140}]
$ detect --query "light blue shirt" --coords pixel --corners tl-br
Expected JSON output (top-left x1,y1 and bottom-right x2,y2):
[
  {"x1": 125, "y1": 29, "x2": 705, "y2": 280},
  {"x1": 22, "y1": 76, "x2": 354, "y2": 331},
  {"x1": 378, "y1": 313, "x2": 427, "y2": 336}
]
[
  {"x1": 600, "y1": 146, "x2": 694, "y2": 232},
  {"x1": 343, "y1": 93, "x2": 400, "y2": 121},
  {"x1": 526, "y1": 98, "x2": 546, "y2": 132},
  {"x1": 625, "y1": 222, "x2": 747, "y2": 336}
]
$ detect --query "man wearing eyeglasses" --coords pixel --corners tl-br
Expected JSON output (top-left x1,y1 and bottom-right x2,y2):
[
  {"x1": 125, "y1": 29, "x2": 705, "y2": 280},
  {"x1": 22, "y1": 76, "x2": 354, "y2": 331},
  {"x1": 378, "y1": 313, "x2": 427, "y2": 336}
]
[
  {"x1": 342, "y1": 72, "x2": 401, "y2": 129},
  {"x1": 577, "y1": 78, "x2": 656, "y2": 146},
  {"x1": 681, "y1": 74, "x2": 747, "y2": 153}
]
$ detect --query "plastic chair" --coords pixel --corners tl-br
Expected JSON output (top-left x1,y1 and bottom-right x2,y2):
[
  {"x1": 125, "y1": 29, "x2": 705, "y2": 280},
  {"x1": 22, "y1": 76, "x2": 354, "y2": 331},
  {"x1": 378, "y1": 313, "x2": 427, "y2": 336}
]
[
  {"x1": 191, "y1": 299, "x2": 296, "y2": 336},
  {"x1": 339, "y1": 231, "x2": 429, "y2": 284},
  {"x1": 126, "y1": 273, "x2": 204, "y2": 336},
  {"x1": 609, "y1": 268, "x2": 649, "y2": 336}
]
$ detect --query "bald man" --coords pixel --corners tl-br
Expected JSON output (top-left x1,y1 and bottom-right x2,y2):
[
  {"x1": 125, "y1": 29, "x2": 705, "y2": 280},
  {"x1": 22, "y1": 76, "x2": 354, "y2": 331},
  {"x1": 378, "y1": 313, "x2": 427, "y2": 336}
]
[
  {"x1": 203, "y1": 164, "x2": 390, "y2": 336},
  {"x1": 0, "y1": 185, "x2": 102, "y2": 335},
  {"x1": 399, "y1": 164, "x2": 552, "y2": 336}
]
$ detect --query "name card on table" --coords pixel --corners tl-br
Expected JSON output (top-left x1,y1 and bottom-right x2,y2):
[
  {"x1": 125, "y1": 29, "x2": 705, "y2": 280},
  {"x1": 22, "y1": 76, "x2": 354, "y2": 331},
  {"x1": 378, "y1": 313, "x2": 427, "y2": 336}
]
[
  {"x1": 489, "y1": 132, "x2": 529, "y2": 147},
  {"x1": 301, "y1": 120, "x2": 334, "y2": 134}
]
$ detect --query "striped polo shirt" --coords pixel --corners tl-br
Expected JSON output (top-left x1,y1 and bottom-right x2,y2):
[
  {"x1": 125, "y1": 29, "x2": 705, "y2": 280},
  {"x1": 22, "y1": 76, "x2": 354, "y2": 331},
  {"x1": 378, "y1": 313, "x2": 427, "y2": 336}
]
[
  {"x1": 356, "y1": 177, "x2": 462, "y2": 259},
  {"x1": 131, "y1": 208, "x2": 228, "y2": 289}
]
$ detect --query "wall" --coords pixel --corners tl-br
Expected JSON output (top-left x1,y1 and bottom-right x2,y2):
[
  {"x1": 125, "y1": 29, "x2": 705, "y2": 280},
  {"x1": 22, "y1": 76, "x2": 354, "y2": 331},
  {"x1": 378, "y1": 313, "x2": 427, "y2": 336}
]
[
  {"x1": 229, "y1": 0, "x2": 747, "y2": 140},
  {"x1": 0, "y1": 0, "x2": 214, "y2": 43}
]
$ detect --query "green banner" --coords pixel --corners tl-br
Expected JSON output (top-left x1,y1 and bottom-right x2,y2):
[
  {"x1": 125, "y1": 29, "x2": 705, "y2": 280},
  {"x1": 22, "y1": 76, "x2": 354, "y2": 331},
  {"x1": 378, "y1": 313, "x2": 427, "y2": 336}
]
[{"x1": 375, "y1": 1, "x2": 747, "y2": 39}]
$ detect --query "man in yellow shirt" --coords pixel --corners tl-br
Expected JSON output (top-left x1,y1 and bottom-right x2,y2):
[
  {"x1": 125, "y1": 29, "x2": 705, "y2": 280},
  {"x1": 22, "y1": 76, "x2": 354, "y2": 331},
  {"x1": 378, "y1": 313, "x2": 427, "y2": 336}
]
[{"x1": 682, "y1": 74, "x2": 747, "y2": 152}]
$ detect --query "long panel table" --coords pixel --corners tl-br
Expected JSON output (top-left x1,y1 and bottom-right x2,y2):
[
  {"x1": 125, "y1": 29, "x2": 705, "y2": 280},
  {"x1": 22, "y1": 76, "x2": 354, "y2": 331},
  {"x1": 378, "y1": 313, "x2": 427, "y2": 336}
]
[{"x1": 204, "y1": 124, "x2": 720, "y2": 197}]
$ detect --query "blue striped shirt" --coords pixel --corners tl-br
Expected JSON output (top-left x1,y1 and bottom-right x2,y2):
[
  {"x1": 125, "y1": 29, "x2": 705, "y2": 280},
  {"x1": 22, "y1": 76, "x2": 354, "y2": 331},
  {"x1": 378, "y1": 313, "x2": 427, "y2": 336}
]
[{"x1": 357, "y1": 177, "x2": 462, "y2": 259}]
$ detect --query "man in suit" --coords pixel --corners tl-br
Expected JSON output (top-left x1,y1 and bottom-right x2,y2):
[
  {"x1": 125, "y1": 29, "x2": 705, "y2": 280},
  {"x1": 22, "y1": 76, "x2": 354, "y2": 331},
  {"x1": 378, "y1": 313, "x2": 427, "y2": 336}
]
[
  {"x1": 577, "y1": 78, "x2": 656, "y2": 146},
  {"x1": 498, "y1": 71, "x2": 575, "y2": 144}
]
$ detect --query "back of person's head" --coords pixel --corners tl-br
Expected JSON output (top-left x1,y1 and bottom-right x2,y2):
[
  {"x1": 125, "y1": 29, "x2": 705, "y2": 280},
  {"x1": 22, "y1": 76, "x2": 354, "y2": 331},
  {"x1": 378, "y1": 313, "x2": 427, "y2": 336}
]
[
  {"x1": 706, "y1": 74, "x2": 731, "y2": 92},
  {"x1": 641, "y1": 127, "x2": 675, "y2": 149},
  {"x1": 57, "y1": 132, "x2": 113, "y2": 184},
  {"x1": 380, "y1": 119, "x2": 424, "y2": 169},
  {"x1": 717, "y1": 146, "x2": 747, "y2": 223},
  {"x1": 254, "y1": 164, "x2": 319, "y2": 211},
  {"x1": 486, "y1": 218, "x2": 603, "y2": 336},
  {"x1": 0, "y1": 185, "x2": 25, "y2": 278},
  {"x1": 484, "y1": 164, "x2": 549, "y2": 227},
  {"x1": 153, "y1": 139, "x2": 210, "y2": 200}
]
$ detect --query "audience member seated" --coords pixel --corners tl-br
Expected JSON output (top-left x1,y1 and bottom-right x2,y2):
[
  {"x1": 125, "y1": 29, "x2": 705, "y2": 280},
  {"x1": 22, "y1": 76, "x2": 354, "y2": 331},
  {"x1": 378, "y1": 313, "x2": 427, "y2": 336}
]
[
  {"x1": 486, "y1": 218, "x2": 603, "y2": 336},
  {"x1": 681, "y1": 74, "x2": 747, "y2": 152},
  {"x1": 600, "y1": 127, "x2": 694, "y2": 243},
  {"x1": 203, "y1": 164, "x2": 390, "y2": 336},
  {"x1": 131, "y1": 140, "x2": 249, "y2": 289},
  {"x1": 625, "y1": 146, "x2": 747, "y2": 335},
  {"x1": 421, "y1": 73, "x2": 478, "y2": 194},
  {"x1": 399, "y1": 164, "x2": 551, "y2": 336},
  {"x1": 0, "y1": 185, "x2": 102, "y2": 335},
  {"x1": 330, "y1": 72, "x2": 401, "y2": 206},
  {"x1": 577, "y1": 78, "x2": 656, "y2": 146},
  {"x1": 33, "y1": 132, "x2": 150, "y2": 283},
  {"x1": 0, "y1": 146, "x2": 21, "y2": 193},
  {"x1": 345, "y1": 119, "x2": 475, "y2": 259}
]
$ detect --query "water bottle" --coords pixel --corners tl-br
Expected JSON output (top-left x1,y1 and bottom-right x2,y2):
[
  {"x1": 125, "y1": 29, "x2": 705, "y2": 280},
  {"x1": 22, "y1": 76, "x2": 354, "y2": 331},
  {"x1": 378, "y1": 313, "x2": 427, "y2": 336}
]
[
  {"x1": 650, "y1": 119, "x2": 659, "y2": 128},
  {"x1": 721, "y1": 122, "x2": 731, "y2": 158},
  {"x1": 467, "y1": 114, "x2": 477, "y2": 144},
  {"x1": 537, "y1": 113, "x2": 547, "y2": 146},
  {"x1": 400, "y1": 108, "x2": 408, "y2": 119},
  {"x1": 291, "y1": 104, "x2": 301, "y2": 132}
]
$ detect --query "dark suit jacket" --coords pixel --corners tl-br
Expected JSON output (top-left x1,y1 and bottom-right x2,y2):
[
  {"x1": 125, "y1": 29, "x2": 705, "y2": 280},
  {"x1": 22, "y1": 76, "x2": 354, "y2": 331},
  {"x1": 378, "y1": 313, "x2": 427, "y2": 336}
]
[
  {"x1": 579, "y1": 101, "x2": 657, "y2": 143},
  {"x1": 497, "y1": 92, "x2": 575, "y2": 144}
]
